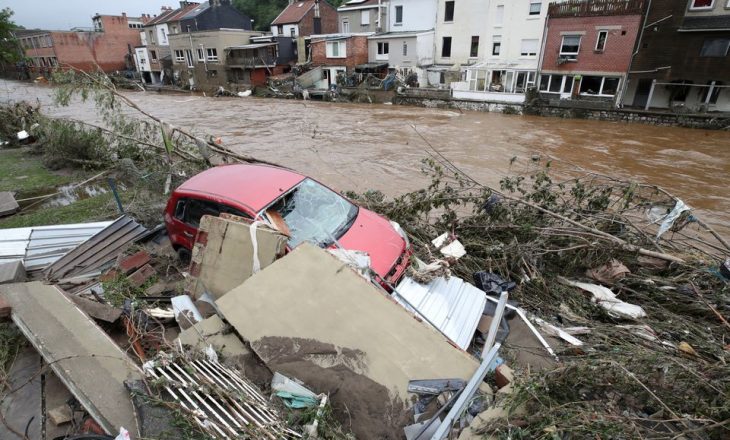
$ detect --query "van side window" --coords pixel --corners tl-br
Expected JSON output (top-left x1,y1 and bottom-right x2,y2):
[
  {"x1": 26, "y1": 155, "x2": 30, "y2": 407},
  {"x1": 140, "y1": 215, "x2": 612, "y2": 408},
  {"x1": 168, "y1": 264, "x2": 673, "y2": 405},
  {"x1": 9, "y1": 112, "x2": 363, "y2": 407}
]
[{"x1": 174, "y1": 199, "x2": 187, "y2": 220}]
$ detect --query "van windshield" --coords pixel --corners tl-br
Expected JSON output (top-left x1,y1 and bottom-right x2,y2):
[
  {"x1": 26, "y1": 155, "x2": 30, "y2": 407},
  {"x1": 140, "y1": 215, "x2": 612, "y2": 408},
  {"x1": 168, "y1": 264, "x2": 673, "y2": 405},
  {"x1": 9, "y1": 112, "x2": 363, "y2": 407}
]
[{"x1": 264, "y1": 178, "x2": 359, "y2": 247}]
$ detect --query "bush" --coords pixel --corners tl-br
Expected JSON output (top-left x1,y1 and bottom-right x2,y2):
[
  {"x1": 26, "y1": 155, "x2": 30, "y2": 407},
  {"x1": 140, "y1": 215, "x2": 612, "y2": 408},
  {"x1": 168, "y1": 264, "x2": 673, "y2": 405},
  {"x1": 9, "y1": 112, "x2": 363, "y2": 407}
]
[{"x1": 35, "y1": 119, "x2": 112, "y2": 170}]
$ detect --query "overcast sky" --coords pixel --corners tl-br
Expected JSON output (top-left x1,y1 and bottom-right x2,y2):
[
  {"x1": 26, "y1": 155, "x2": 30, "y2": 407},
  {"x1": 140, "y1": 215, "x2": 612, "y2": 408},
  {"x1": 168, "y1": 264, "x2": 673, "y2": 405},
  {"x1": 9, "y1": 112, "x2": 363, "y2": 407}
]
[{"x1": 5, "y1": 0, "x2": 172, "y2": 30}]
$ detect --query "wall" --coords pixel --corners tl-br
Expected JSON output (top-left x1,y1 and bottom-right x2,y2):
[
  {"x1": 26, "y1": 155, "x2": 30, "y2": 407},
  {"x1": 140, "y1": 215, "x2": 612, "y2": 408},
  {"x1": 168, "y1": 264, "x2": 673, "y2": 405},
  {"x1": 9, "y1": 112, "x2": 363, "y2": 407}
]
[
  {"x1": 368, "y1": 34, "x2": 418, "y2": 65},
  {"x1": 452, "y1": 89, "x2": 527, "y2": 103},
  {"x1": 541, "y1": 14, "x2": 642, "y2": 74},
  {"x1": 272, "y1": 24, "x2": 300, "y2": 37},
  {"x1": 338, "y1": 7, "x2": 384, "y2": 33},
  {"x1": 311, "y1": 36, "x2": 369, "y2": 68},
  {"x1": 179, "y1": 1, "x2": 253, "y2": 32},
  {"x1": 434, "y1": 0, "x2": 488, "y2": 65},
  {"x1": 388, "y1": 0, "x2": 438, "y2": 31},
  {"x1": 481, "y1": 0, "x2": 548, "y2": 71},
  {"x1": 284, "y1": 2, "x2": 339, "y2": 37}
]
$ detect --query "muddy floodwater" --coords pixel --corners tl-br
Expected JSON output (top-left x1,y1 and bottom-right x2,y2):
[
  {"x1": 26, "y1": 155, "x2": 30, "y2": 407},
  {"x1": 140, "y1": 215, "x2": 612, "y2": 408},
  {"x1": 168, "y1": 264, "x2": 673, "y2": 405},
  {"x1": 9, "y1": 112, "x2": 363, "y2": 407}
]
[{"x1": 3, "y1": 79, "x2": 729, "y2": 233}]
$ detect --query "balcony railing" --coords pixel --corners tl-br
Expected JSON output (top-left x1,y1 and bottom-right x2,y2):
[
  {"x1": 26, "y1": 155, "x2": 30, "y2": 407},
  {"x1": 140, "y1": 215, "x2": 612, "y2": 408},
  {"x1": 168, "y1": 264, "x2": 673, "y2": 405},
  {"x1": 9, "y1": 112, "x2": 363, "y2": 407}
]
[
  {"x1": 227, "y1": 53, "x2": 277, "y2": 68},
  {"x1": 548, "y1": 0, "x2": 645, "y2": 18}
]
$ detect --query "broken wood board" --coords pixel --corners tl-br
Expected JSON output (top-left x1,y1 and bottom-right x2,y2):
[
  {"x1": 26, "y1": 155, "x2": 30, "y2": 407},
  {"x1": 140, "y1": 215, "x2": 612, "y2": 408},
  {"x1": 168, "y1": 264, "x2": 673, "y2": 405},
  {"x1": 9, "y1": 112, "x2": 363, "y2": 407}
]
[
  {"x1": 1, "y1": 282, "x2": 143, "y2": 437},
  {"x1": 186, "y1": 214, "x2": 288, "y2": 299},
  {"x1": 0, "y1": 191, "x2": 19, "y2": 218},
  {"x1": 216, "y1": 243, "x2": 479, "y2": 440}
]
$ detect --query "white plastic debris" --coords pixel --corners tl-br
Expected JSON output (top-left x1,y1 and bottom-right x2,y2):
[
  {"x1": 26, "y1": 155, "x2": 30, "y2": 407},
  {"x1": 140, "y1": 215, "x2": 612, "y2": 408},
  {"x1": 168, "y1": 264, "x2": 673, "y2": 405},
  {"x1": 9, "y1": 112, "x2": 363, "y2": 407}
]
[
  {"x1": 532, "y1": 316, "x2": 585, "y2": 346},
  {"x1": 431, "y1": 232, "x2": 449, "y2": 248},
  {"x1": 16, "y1": 130, "x2": 29, "y2": 141},
  {"x1": 431, "y1": 232, "x2": 466, "y2": 259},
  {"x1": 561, "y1": 278, "x2": 647, "y2": 319},
  {"x1": 238, "y1": 90, "x2": 252, "y2": 97},
  {"x1": 656, "y1": 199, "x2": 690, "y2": 238},
  {"x1": 114, "y1": 427, "x2": 130, "y2": 440},
  {"x1": 328, "y1": 248, "x2": 371, "y2": 278}
]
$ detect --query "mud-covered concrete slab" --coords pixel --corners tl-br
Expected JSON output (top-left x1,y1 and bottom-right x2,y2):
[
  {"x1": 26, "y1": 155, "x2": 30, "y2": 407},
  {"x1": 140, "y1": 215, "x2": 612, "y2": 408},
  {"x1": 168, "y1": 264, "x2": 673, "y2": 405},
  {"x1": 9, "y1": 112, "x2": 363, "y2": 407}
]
[
  {"x1": 216, "y1": 243, "x2": 479, "y2": 439},
  {"x1": 186, "y1": 214, "x2": 288, "y2": 299},
  {"x1": 1, "y1": 282, "x2": 143, "y2": 437}
]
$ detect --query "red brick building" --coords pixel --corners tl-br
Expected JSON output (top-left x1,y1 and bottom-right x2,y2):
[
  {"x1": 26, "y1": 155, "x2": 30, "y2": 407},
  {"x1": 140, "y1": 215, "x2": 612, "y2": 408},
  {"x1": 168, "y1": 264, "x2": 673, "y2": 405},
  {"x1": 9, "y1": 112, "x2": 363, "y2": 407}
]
[
  {"x1": 270, "y1": 0, "x2": 338, "y2": 37},
  {"x1": 538, "y1": 0, "x2": 645, "y2": 105},
  {"x1": 310, "y1": 34, "x2": 369, "y2": 87},
  {"x1": 17, "y1": 13, "x2": 148, "y2": 75}
]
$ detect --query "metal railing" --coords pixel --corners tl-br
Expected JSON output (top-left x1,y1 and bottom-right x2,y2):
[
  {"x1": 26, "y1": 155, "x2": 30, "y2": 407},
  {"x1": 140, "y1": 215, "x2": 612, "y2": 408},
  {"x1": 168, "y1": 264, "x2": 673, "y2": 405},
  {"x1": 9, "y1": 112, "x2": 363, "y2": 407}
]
[{"x1": 548, "y1": 0, "x2": 645, "y2": 18}]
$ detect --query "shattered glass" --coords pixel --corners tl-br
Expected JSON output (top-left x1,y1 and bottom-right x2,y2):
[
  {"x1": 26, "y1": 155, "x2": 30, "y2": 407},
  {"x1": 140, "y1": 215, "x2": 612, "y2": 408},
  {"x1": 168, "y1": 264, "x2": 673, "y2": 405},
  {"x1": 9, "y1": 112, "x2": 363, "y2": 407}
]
[{"x1": 267, "y1": 179, "x2": 358, "y2": 248}]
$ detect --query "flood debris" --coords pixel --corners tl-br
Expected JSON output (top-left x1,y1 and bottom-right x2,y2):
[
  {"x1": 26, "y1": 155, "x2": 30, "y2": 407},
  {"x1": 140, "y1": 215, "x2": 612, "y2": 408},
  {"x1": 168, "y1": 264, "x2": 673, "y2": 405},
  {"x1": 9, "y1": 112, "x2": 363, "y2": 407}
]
[
  {"x1": 0, "y1": 192, "x2": 20, "y2": 218},
  {"x1": 559, "y1": 277, "x2": 648, "y2": 319},
  {"x1": 0, "y1": 260, "x2": 26, "y2": 285}
]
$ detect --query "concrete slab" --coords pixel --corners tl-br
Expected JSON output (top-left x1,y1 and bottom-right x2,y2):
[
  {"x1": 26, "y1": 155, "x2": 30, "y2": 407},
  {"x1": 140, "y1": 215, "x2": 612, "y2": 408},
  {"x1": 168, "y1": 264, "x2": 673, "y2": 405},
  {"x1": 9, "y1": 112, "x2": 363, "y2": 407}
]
[
  {"x1": 0, "y1": 192, "x2": 19, "y2": 218},
  {"x1": 1, "y1": 282, "x2": 143, "y2": 438},
  {"x1": 0, "y1": 260, "x2": 26, "y2": 285},
  {"x1": 216, "y1": 244, "x2": 479, "y2": 440},
  {"x1": 62, "y1": 292, "x2": 122, "y2": 323},
  {"x1": 186, "y1": 214, "x2": 287, "y2": 299},
  {"x1": 176, "y1": 315, "x2": 250, "y2": 359},
  {"x1": 0, "y1": 347, "x2": 41, "y2": 440}
]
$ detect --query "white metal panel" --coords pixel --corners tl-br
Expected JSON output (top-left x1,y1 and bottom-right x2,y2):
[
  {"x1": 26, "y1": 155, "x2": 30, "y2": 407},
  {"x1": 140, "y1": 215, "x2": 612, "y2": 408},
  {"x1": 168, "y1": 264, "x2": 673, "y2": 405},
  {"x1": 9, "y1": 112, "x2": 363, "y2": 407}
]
[{"x1": 394, "y1": 276, "x2": 486, "y2": 350}]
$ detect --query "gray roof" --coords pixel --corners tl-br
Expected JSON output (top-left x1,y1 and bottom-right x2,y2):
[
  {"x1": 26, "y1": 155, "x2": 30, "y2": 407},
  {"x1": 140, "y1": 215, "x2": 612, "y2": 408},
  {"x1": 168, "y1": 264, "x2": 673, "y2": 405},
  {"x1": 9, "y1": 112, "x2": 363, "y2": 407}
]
[{"x1": 680, "y1": 15, "x2": 730, "y2": 31}]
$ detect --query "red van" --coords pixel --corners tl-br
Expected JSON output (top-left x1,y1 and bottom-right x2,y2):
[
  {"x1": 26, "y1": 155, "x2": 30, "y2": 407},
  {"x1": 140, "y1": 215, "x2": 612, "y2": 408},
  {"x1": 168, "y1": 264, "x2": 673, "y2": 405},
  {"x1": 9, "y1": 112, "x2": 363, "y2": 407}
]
[{"x1": 164, "y1": 164, "x2": 411, "y2": 286}]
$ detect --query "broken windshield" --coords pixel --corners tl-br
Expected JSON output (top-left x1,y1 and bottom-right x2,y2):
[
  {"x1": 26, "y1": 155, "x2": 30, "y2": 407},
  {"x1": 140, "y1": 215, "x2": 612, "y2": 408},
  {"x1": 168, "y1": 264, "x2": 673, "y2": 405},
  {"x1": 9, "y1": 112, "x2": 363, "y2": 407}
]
[{"x1": 265, "y1": 178, "x2": 358, "y2": 248}]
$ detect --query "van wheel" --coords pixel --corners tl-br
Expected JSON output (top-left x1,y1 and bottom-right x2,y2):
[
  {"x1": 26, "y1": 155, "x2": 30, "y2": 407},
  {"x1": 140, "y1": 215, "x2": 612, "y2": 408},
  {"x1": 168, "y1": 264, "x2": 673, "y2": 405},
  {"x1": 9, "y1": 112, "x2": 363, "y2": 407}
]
[{"x1": 177, "y1": 247, "x2": 192, "y2": 264}]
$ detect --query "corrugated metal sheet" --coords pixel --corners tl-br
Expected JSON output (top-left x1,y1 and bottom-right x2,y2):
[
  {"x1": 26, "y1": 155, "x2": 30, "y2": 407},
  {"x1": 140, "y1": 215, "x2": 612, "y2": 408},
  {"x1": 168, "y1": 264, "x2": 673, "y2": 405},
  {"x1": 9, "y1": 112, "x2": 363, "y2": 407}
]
[
  {"x1": 0, "y1": 221, "x2": 113, "y2": 272},
  {"x1": 44, "y1": 216, "x2": 148, "y2": 281},
  {"x1": 394, "y1": 276, "x2": 486, "y2": 350}
]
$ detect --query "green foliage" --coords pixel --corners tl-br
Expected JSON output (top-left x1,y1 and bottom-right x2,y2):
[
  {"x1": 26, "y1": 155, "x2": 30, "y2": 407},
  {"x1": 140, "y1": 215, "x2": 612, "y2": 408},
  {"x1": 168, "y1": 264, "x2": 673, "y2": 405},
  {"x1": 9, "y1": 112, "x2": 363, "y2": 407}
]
[
  {"x1": 0, "y1": 8, "x2": 22, "y2": 64},
  {"x1": 35, "y1": 119, "x2": 112, "y2": 170},
  {"x1": 102, "y1": 272, "x2": 157, "y2": 307},
  {"x1": 0, "y1": 323, "x2": 24, "y2": 383}
]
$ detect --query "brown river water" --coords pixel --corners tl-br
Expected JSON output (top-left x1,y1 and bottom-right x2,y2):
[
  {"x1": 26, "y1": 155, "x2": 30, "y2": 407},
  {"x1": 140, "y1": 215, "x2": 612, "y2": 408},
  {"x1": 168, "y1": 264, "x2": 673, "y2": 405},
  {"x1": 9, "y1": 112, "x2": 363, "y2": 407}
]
[{"x1": 2, "y1": 79, "x2": 729, "y2": 233}]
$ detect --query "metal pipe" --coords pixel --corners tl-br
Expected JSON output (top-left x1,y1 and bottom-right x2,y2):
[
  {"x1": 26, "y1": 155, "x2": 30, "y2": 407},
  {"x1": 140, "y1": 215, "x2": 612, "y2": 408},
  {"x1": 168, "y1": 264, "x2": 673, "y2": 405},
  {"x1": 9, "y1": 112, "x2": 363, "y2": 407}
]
[
  {"x1": 431, "y1": 343, "x2": 502, "y2": 440},
  {"x1": 481, "y1": 291, "x2": 508, "y2": 358}
]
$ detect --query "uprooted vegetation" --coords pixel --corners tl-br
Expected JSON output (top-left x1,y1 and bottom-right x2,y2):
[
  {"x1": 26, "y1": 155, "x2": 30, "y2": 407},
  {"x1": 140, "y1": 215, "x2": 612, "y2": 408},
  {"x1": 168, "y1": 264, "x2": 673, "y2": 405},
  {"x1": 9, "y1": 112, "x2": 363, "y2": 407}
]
[{"x1": 347, "y1": 158, "x2": 730, "y2": 439}]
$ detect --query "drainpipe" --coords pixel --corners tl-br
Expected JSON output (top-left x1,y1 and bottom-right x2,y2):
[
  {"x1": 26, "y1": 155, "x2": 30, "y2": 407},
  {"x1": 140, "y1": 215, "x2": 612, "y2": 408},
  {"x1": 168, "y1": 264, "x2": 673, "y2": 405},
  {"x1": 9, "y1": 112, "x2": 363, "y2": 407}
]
[
  {"x1": 536, "y1": 11, "x2": 550, "y2": 93},
  {"x1": 377, "y1": 0, "x2": 382, "y2": 31},
  {"x1": 620, "y1": 0, "x2": 652, "y2": 108}
]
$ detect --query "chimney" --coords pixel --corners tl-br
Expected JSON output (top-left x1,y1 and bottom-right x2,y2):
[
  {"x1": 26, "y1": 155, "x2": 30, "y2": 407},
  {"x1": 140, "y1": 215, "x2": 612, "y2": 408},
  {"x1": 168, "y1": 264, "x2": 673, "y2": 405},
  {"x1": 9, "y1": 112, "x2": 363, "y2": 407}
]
[{"x1": 122, "y1": 12, "x2": 127, "y2": 18}]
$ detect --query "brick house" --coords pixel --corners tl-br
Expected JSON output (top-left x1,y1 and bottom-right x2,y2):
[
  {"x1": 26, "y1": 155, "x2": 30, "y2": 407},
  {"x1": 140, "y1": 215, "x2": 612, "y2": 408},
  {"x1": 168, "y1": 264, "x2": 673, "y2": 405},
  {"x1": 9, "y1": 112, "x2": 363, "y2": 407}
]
[
  {"x1": 271, "y1": 0, "x2": 339, "y2": 37},
  {"x1": 622, "y1": 0, "x2": 730, "y2": 112},
  {"x1": 310, "y1": 34, "x2": 370, "y2": 87},
  {"x1": 17, "y1": 13, "x2": 148, "y2": 75},
  {"x1": 538, "y1": 0, "x2": 645, "y2": 106}
]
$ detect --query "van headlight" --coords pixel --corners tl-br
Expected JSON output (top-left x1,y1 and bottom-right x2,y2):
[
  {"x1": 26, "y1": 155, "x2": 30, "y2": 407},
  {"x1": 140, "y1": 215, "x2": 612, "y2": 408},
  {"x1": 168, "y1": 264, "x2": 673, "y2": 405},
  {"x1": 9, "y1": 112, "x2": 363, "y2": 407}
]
[{"x1": 389, "y1": 221, "x2": 410, "y2": 249}]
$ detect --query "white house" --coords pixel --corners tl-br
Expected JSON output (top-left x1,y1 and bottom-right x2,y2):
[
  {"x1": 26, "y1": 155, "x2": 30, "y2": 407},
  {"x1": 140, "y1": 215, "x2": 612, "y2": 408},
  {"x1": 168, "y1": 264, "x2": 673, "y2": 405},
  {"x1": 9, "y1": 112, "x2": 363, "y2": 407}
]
[
  {"x1": 444, "y1": 0, "x2": 549, "y2": 102},
  {"x1": 366, "y1": 0, "x2": 438, "y2": 86}
]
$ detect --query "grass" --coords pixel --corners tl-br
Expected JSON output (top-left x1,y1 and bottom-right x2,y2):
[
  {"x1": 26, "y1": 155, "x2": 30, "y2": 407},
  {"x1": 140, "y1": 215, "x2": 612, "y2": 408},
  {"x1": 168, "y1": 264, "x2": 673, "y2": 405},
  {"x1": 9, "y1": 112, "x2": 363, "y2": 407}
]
[
  {"x1": 0, "y1": 147, "x2": 77, "y2": 193},
  {"x1": 0, "y1": 191, "x2": 126, "y2": 229}
]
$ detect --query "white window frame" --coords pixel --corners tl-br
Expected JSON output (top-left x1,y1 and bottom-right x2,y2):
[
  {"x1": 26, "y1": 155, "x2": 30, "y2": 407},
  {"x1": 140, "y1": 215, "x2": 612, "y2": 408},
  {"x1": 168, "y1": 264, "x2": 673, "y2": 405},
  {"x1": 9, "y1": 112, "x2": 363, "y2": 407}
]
[
  {"x1": 174, "y1": 49, "x2": 185, "y2": 63},
  {"x1": 326, "y1": 40, "x2": 346, "y2": 58},
  {"x1": 206, "y1": 48, "x2": 218, "y2": 62},
  {"x1": 376, "y1": 41, "x2": 389, "y2": 60},
  {"x1": 689, "y1": 0, "x2": 714, "y2": 10},
  {"x1": 342, "y1": 19, "x2": 350, "y2": 33},
  {"x1": 595, "y1": 30, "x2": 608, "y2": 52},
  {"x1": 403, "y1": 41, "x2": 408, "y2": 56},
  {"x1": 560, "y1": 35, "x2": 581, "y2": 60},
  {"x1": 529, "y1": 1, "x2": 542, "y2": 16},
  {"x1": 197, "y1": 48, "x2": 205, "y2": 62},
  {"x1": 495, "y1": 5, "x2": 504, "y2": 26},
  {"x1": 539, "y1": 74, "x2": 572, "y2": 94},
  {"x1": 361, "y1": 10, "x2": 370, "y2": 26},
  {"x1": 185, "y1": 49, "x2": 194, "y2": 68},
  {"x1": 492, "y1": 35, "x2": 501, "y2": 56},
  {"x1": 520, "y1": 39, "x2": 538, "y2": 57},
  {"x1": 578, "y1": 76, "x2": 621, "y2": 97}
]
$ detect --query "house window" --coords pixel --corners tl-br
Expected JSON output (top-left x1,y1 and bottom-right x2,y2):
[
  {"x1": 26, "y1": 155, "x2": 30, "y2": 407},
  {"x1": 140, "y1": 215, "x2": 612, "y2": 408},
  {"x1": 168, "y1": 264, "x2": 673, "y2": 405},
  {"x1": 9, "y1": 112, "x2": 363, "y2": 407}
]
[
  {"x1": 539, "y1": 74, "x2": 570, "y2": 93},
  {"x1": 492, "y1": 35, "x2": 501, "y2": 56},
  {"x1": 515, "y1": 71, "x2": 536, "y2": 92},
  {"x1": 529, "y1": 1, "x2": 541, "y2": 15},
  {"x1": 700, "y1": 81, "x2": 723, "y2": 104},
  {"x1": 395, "y1": 5, "x2": 403, "y2": 24},
  {"x1": 174, "y1": 50, "x2": 185, "y2": 62},
  {"x1": 377, "y1": 42, "x2": 389, "y2": 60},
  {"x1": 197, "y1": 48, "x2": 204, "y2": 62},
  {"x1": 160, "y1": 28, "x2": 167, "y2": 44},
  {"x1": 206, "y1": 48, "x2": 218, "y2": 62},
  {"x1": 403, "y1": 41, "x2": 408, "y2": 56},
  {"x1": 700, "y1": 38, "x2": 730, "y2": 56},
  {"x1": 172, "y1": 26, "x2": 178, "y2": 33},
  {"x1": 560, "y1": 35, "x2": 581, "y2": 60},
  {"x1": 326, "y1": 40, "x2": 346, "y2": 58},
  {"x1": 185, "y1": 49, "x2": 194, "y2": 67},
  {"x1": 148, "y1": 30, "x2": 155, "y2": 44},
  {"x1": 495, "y1": 5, "x2": 504, "y2": 25},
  {"x1": 442, "y1": 36, "x2": 452, "y2": 57},
  {"x1": 689, "y1": 0, "x2": 714, "y2": 9},
  {"x1": 342, "y1": 19, "x2": 350, "y2": 33},
  {"x1": 470, "y1": 36, "x2": 479, "y2": 58},
  {"x1": 290, "y1": 28, "x2": 296, "y2": 37},
  {"x1": 595, "y1": 30, "x2": 608, "y2": 52},
  {"x1": 361, "y1": 10, "x2": 370, "y2": 26},
  {"x1": 445, "y1": 1, "x2": 455, "y2": 22},
  {"x1": 150, "y1": 50, "x2": 158, "y2": 61},
  {"x1": 277, "y1": 25, "x2": 283, "y2": 35},
  {"x1": 520, "y1": 39, "x2": 538, "y2": 56},
  {"x1": 579, "y1": 76, "x2": 620, "y2": 96}
]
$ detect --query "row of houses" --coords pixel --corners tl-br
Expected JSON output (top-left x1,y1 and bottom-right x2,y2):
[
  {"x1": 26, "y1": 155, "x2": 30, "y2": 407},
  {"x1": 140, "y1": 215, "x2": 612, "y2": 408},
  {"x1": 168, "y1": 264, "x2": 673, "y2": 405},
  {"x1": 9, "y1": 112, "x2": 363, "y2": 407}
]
[
  {"x1": 12, "y1": 0, "x2": 729, "y2": 112},
  {"x1": 310, "y1": 0, "x2": 729, "y2": 112}
]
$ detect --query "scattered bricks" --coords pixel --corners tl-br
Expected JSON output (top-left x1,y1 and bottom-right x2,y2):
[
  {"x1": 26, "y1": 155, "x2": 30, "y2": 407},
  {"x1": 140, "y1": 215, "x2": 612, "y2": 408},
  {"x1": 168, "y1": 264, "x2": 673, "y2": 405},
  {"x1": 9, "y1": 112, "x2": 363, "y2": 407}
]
[
  {"x1": 495, "y1": 364, "x2": 514, "y2": 389},
  {"x1": 0, "y1": 297, "x2": 11, "y2": 320},
  {"x1": 118, "y1": 250, "x2": 151, "y2": 275},
  {"x1": 127, "y1": 264, "x2": 156, "y2": 288},
  {"x1": 100, "y1": 268, "x2": 120, "y2": 282},
  {"x1": 48, "y1": 404, "x2": 73, "y2": 426}
]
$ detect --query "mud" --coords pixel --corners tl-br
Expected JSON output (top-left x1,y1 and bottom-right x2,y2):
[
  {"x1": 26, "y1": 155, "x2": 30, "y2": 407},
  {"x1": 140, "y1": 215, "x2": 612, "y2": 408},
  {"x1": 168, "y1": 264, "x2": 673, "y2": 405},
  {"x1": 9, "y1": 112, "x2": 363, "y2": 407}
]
[{"x1": 253, "y1": 336, "x2": 411, "y2": 440}]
